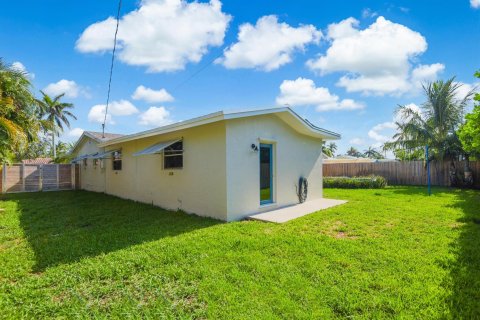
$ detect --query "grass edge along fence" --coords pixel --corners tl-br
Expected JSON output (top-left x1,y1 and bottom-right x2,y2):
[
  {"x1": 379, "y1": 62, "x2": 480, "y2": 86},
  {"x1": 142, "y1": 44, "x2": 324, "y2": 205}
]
[
  {"x1": 323, "y1": 161, "x2": 480, "y2": 188},
  {"x1": 324, "y1": 176, "x2": 387, "y2": 189}
]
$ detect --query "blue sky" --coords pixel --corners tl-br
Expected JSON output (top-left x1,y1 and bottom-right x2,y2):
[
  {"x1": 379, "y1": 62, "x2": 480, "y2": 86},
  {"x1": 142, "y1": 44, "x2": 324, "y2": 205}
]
[{"x1": 1, "y1": 0, "x2": 479, "y2": 155}]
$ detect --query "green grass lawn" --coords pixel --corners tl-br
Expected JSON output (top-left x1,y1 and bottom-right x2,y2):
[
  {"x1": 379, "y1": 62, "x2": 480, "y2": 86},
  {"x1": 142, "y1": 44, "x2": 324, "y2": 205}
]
[{"x1": 1, "y1": 187, "x2": 479, "y2": 319}]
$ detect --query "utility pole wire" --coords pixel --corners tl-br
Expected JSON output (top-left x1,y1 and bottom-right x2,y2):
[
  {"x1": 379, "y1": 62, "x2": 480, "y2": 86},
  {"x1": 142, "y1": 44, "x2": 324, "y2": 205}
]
[{"x1": 102, "y1": 0, "x2": 122, "y2": 138}]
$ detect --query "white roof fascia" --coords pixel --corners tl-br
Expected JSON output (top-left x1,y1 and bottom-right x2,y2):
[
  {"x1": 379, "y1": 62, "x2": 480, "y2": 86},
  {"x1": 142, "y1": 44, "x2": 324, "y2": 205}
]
[{"x1": 99, "y1": 107, "x2": 340, "y2": 147}]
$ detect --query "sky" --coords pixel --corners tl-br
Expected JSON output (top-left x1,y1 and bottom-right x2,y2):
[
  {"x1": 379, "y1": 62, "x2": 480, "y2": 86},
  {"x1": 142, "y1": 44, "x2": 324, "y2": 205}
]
[{"x1": 1, "y1": 0, "x2": 479, "y2": 155}]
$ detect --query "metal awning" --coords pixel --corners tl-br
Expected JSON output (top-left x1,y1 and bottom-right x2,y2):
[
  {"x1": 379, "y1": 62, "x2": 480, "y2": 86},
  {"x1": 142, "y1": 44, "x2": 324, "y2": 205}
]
[
  {"x1": 71, "y1": 154, "x2": 91, "y2": 162},
  {"x1": 92, "y1": 149, "x2": 120, "y2": 159},
  {"x1": 133, "y1": 139, "x2": 180, "y2": 156}
]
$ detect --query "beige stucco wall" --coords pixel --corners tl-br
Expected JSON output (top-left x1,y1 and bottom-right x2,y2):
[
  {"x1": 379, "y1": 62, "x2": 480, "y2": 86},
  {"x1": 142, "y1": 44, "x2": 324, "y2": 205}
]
[
  {"x1": 103, "y1": 121, "x2": 227, "y2": 221},
  {"x1": 225, "y1": 114, "x2": 323, "y2": 221},
  {"x1": 75, "y1": 138, "x2": 106, "y2": 193}
]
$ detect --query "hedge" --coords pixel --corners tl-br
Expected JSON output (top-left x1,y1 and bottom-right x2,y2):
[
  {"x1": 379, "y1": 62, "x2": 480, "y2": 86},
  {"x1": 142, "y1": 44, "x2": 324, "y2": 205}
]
[{"x1": 324, "y1": 176, "x2": 387, "y2": 189}]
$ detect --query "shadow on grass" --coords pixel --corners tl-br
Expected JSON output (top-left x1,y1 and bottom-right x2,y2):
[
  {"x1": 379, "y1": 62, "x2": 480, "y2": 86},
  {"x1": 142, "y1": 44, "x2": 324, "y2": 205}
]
[
  {"x1": 444, "y1": 189, "x2": 480, "y2": 318},
  {"x1": 390, "y1": 186, "x2": 480, "y2": 317},
  {"x1": 3, "y1": 190, "x2": 220, "y2": 272}
]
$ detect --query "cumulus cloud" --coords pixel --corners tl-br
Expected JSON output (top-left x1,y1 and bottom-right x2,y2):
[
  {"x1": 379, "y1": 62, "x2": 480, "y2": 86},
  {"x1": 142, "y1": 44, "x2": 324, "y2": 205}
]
[
  {"x1": 88, "y1": 100, "x2": 139, "y2": 124},
  {"x1": 276, "y1": 77, "x2": 364, "y2": 111},
  {"x1": 138, "y1": 106, "x2": 173, "y2": 127},
  {"x1": 368, "y1": 121, "x2": 397, "y2": 143},
  {"x1": 471, "y1": 0, "x2": 480, "y2": 8},
  {"x1": 76, "y1": 0, "x2": 231, "y2": 72},
  {"x1": 66, "y1": 128, "x2": 84, "y2": 139},
  {"x1": 217, "y1": 15, "x2": 321, "y2": 71},
  {"x1": 132, "y1": 85, "x2": 174, "y2": 103},
  {"x1": 307, "y1": 16, "x2": 443, "y2": 95},
  {"x1": 43, "y1": 79, "x2": 87, "y2": 98},
  {"x1": 366, "y1": 103, "x2": 421, "y2": 147},
  {"x1": 11, "y1": 61, "x2": 35, "y2": 79}
]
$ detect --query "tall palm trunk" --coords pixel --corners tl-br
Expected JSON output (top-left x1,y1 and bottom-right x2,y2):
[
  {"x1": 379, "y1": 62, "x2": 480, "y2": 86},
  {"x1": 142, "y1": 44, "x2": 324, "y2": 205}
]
[{"x1": 52, "y1": 120, "x2": 56, "y2": 159}]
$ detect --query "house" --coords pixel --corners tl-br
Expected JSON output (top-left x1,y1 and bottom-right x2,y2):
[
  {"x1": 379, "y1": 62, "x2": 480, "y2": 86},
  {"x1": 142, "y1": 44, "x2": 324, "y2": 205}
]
[{"x1": 71, "y1": 107, "x2": 340, "y2": 221}]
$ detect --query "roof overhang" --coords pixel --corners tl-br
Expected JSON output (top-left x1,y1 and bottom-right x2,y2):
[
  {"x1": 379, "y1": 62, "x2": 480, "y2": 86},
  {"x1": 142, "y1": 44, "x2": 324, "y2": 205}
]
[
  {"x1": 99, "y1": 107, "x2": 340, "y2": 147},
  {"x1": 70, "y1": 132, "x2": 103, "y2": 155}
]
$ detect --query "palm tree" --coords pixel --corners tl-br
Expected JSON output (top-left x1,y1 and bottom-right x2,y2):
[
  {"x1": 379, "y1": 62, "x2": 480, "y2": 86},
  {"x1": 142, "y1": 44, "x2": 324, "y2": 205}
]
[
  {"x1": 346, "y1": 147, "x2": 361, "y2": 157},
  {"x1": 385, "y1": 78, "x2": 473, "y2": 161},
  {"x1": 0, "y1": 59, "x2": 37, "y2": 162},
  {"x1": 364, "y1": 146, "x2": 384, "y2": 159},
  {"x1": 322, "y1": 142, "x2": 333, "y2": 157},
  {"x1": 36, "y1": 91, "x2": 76, "y2": 159},
  {"x1": 327, "y1": 142, "x2": 337, "y2": 156}
]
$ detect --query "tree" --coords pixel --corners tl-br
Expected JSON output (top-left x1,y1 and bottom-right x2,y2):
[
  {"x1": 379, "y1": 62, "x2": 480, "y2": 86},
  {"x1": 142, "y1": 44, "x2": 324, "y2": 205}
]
[
  {"x1": 36, "y1": 92, "x2": 76, "y2": 159},
  {"x1": 393, "y1": 148, "x2": 424, "y2": 161},
  {"x1": 0, "y1": 59, "x2": 38, "y2": 162},
  {"x1": 346, "y1": 147, "x2": 362, "y2": 157},
  {"x1": 53, "y1": 141, "x2": 75, "y2": 163},
  {"x1": 385, "y1": 78, "x2": 473, "y2": 161},
  {"x1": 327, "y1": 142, "x2": 337, "y2": 156},
  {"x1": 364, "y1": 146, "x2": 384, "y2": 159},
  {"x1": 322, "y1": 142, "x2": 333, "y2": 157},
  {"x1": 458, "y1": 70, "x2": 480, "y2": 158},
  {"x1": 14, "y1": 135, "x2": 51, "y2": 160}
]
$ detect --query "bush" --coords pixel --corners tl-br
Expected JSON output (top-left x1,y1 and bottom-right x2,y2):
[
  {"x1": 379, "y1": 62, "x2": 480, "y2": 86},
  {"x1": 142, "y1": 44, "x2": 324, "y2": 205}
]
[{"x1": 324, "y1": 176, "x2": 387, "y2": 189}]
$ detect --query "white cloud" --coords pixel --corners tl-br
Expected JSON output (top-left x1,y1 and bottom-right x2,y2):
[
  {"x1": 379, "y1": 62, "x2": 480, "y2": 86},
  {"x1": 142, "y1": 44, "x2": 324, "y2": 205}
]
[
  {"x1": 217, "y1": 15, "x2": 321, "y2": 71},
  {"x1": 11, "y1": 61, "x2": 35, "y2": 79},
  {"x1": 307, "y1": 16, "x2": 442, "y2": 96},
  {"x1": 349, "y1": 137, "x2": 365, "y2": 145},
  {"x1": 276, "y1": 77, "x2": 364, "y2": 111},
  {"x1": 43, "y1": 79, "x2": 87, "y2": 98},
  {"x1": 361, "y1": 8, "x2": 378, "y2": 18},
  {"x1": 88, "y1": 100, "x2": 139, "y2": 124},
  {"x1": 76, "y1": 0, "x2": 231, "y2": 72},
  {"x1": 88, "y1": 105, "x2": 113, "y2": 124},
  {"x1": 138, "y1": 106, "x2": 173, "y2": 127},
  {"x1": 471, "y1": 0, "x2": 480, "y2": 9},
  {"x1": 132, "y1": 85, "x2": 174, "y2": 103},
  {"x1": 454, "y1": 81, "x2": 479, "y2": 102},
  {"x1": 394, "y1": 103, "x2": 422, "y2": 123},
  {"x1": 67, "y1": 128, "x2": 84, "y2": 139},
  {"x1": 368, "y1": 121, "x2": 396, "y2": 142}
]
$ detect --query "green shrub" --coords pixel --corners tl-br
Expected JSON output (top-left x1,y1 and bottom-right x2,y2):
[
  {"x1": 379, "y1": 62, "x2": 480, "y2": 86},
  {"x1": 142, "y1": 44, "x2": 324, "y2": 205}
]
[{"x1": 324, "y1": 176, "x2": 387, "y2": 189}]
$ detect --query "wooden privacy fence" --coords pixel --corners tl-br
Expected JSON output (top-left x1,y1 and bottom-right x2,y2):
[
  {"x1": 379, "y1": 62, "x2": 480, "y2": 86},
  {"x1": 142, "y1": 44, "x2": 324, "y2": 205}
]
[
  {"x1": 323, "y1": 161, "x2": 480, "y2": 188},
  {"x1": 1, "y1": 164, "x2": 79, "y2": 194}
]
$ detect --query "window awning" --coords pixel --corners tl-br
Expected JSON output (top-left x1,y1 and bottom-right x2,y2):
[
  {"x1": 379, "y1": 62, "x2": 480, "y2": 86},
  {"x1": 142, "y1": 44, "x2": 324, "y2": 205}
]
[
  {"x1": 71, "y1": 154, "x2": 91, "y2": 162},
  {"x1": 133, "y1": 139, "x2": 181, "y2": 157},
  {"x1": 92, "y1": 149, "x2": 120, "y2": 159}
]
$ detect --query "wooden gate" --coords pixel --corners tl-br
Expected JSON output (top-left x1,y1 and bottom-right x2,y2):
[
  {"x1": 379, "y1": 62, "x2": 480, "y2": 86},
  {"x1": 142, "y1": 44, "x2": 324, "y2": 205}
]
[{"x1": 1, "y1": 164, "x2": 79, "y2": 193}]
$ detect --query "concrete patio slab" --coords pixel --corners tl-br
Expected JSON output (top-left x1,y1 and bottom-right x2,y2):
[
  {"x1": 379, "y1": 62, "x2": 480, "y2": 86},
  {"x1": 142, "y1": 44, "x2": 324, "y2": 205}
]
[{"x1": 248, "y1": 198, "x2": 347, "y2": 223}]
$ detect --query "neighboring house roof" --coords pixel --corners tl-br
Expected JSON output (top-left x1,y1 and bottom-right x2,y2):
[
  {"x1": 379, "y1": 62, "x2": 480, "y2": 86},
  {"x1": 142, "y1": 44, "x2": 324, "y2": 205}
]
[
  {"x1": 21, "y1": 158, "x2": 52, "y2": 165},
  {"x1": 99, "y1": 107, "x2": 340, "y2": 147},
  {"x1": 71, "y1": 131, "x2": 124, "y2": 154}
]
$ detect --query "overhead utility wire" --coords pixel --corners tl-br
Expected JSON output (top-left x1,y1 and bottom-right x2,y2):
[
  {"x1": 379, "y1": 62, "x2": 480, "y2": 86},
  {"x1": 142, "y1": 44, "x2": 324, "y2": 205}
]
[{"x1": 102, "y1": 0, "x2": 122, "y2": 138}]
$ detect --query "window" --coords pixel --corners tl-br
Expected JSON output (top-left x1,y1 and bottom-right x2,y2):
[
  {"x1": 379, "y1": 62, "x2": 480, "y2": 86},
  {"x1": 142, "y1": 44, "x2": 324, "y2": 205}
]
[
  {"x1": 83, "y1": 158, "x2": 88, "y2": 167},
  {"x1": 112, "y1": 151, "x2": 122, "y2": 171},
  {"x1": 93, "y1": 159, "x2": 100, "y2": 168},
  {"x1": 164, "y1": 141, "x2": 183, "y2": 169}
]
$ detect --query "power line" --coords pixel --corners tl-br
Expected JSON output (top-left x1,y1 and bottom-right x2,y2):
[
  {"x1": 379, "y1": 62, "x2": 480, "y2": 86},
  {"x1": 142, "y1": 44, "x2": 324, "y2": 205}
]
[
  {"x1": 171, "y1": 49, "x2": 225, "y2": 93},
  {"x1": 102, "y1": 0, "x2": 122, "y2": 138}
]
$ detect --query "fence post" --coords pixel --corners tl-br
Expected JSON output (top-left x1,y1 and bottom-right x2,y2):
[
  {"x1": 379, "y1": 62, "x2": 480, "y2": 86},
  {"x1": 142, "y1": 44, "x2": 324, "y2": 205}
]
[
  {"x1": 22, "y1": 163, "x2": 26, "y2": 192},
  {"x1": 39, "y1": 165, "x2": 43, "y2": 192},
  {"x1": 71, "y1": 164, "x2": 75, "y2": 190},
  {"x1": 1, "y1": 163, "x2": 5, "y2": 194},
  {"x1": 56, "y1": 164, "x2": 60, "y2": 190}
]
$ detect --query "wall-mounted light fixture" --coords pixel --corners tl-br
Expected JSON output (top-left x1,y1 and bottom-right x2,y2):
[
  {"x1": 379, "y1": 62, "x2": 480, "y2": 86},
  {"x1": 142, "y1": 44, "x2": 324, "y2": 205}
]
[{"x1": 251, "y1": 143, "x2": 259, "y2": 152}]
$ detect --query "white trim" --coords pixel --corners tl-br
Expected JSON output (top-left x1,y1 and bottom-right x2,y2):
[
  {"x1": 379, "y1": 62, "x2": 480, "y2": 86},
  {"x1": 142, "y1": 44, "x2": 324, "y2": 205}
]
[{"x1": 98, "y1": 107, "x2": 340, "y2": 147}]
